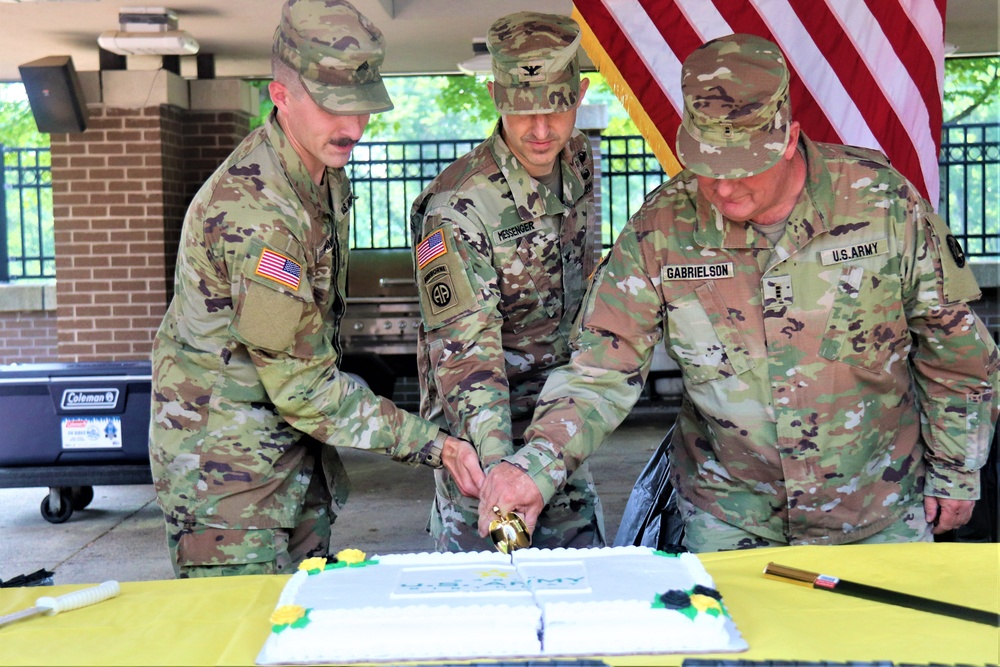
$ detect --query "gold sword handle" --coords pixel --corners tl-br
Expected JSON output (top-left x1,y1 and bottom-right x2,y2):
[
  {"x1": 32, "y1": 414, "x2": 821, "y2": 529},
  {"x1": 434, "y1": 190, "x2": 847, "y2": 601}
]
[{"x1": 763, "y1": 562, "x2": 821, "y2": 587}]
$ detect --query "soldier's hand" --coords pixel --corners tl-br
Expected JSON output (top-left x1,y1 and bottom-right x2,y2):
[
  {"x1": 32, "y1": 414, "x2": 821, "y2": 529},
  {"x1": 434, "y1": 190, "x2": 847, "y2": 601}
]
[
  {"x1": 442, "y1": 436, "x2": 485, "y2": 498},
  {"x1": 476, "y1": 462, "x2": 545, "y2": 538},
  {"x1": 923, "y1": 496, "x2": 975, "y2": 534}
]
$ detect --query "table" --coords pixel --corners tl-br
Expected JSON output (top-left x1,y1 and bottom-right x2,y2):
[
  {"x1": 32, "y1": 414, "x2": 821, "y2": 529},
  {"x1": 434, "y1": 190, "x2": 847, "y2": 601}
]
[{"x1": 1, "y1": 542, "x2": 997, "y2": 666}]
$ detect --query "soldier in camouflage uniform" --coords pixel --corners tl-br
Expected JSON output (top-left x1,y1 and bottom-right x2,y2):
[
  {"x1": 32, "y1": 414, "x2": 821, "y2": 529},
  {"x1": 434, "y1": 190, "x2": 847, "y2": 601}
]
[
  {"x1": 477, "y1": 34, "x2": 1000, "y2": 551},
  {"x1": 410, "y1": 12, "x2": 606, "y2": 551},
  {"x1": 149, "y1": 0, "x2": 483, "y2": 578}
]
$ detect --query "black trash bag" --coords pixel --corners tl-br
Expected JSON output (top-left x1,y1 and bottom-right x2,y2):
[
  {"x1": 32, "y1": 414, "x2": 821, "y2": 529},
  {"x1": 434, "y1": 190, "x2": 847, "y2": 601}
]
[
  {"x1": 0, "y1": 568, "x2": 54, "y2": 587},
  {"x1": 613, "y1": 424, "x2": 685, "y2": 549}
]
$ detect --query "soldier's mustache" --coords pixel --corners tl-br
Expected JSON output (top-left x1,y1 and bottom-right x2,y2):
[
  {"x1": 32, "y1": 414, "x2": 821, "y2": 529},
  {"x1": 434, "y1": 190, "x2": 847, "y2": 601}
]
[{"x1": 330, "y1": 137, "x2": 358, "y2": 148}]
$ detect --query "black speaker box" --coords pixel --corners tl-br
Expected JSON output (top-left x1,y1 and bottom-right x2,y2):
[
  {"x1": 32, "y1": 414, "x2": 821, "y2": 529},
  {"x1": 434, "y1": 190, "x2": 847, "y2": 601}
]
[{"x1": 18, "y1": 55, "x2": 89, "y2": 134}]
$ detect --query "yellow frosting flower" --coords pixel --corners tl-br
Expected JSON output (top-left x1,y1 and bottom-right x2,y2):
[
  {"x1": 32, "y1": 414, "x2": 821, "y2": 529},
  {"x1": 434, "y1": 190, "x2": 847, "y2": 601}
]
[
  {"x1": 335, "y1": 548, "x2": 366, "y2": 564},
  {"x1": 298, "y1": 557, "x2": 328, "y2": 573},
  {"x1": 269, "y1": 605, "x2": 306, "y2": 626},
  {"x1": 689, "y1": 594, "x2": 722, "y2": 614}
]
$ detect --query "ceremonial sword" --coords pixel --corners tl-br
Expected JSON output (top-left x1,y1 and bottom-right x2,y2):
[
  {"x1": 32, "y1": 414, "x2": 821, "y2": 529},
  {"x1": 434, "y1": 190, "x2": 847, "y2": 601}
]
[
  {"x1": 0, "y1": 580, "x2": 120, "y2": 629},
  {"x1": 764, "y1": 563, "x2": 999, "y2": 627}
]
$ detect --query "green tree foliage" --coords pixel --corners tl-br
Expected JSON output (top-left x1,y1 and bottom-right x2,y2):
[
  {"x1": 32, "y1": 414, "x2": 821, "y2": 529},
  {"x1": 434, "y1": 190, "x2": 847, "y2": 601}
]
[
  {"x1": 944, "y1": 56, "x2": 999, "y2": 125},
  {"x1": 366, "y1": 75, "x2": 494, "y2": 140},
  {"x1": 941, "y1": 56, "x2": 999, "y2": 255},
  {"x1": 240, "y1": 60, "x2": 1000, "y2": 141},
  {"x1": 364, "y1": 72, "x2": 639, "y2": 140},
  {"x1": 0, "y1": 84, "x2": 49, "y2": 148},
  {"x1": 249, "y1": 79, "x2": 273, "y2": 130}
]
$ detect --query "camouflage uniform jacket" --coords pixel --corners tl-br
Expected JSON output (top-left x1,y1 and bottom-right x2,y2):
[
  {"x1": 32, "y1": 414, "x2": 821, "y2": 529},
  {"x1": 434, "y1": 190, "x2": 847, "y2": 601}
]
[
  {"x1": 410, "y1": 124, "x2": 597, "y2": 461},
  {"x1": 515, "y1": 134, "x2": 1000, "y2": 545},
  {"x1": 150, "y1": 111, "x2": 441, "y2": 530}
]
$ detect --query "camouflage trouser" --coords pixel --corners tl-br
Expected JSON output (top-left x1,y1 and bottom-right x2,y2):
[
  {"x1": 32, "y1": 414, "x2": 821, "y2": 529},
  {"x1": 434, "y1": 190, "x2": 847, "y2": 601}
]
[
  {"x1": 165, "y1": 456, "x2": 334, "y2": 578},
  {"x1": 429, "y1": 460, "x2": 607, "y2": 552},
  {"x1": 676, "y1": 495, "x2": 933, "y2": 553}
]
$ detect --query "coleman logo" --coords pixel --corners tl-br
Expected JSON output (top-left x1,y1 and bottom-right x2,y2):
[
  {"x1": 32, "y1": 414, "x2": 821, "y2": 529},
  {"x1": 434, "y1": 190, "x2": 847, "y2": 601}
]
[
  {"x1": 662, "y1": 262, "x2": 735, "y2": 280},
  {"x1": 820, "y1": 239, "x2": 888, "y2": 265},
  {"x1": 61, "y1": 388, "x2": 119, "y2": 410}
]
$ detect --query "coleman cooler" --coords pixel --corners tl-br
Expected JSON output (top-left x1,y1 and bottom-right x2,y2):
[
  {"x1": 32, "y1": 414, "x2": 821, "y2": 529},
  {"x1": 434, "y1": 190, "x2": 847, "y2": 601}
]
[{"x1": 0, "y1": 361, "x2": 153, "y2": 522}]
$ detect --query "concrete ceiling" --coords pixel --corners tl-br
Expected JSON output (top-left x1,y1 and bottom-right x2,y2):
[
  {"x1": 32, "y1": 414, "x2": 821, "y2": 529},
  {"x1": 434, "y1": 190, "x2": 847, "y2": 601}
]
[{"x1": 0, "y1": 0, "x2": 996, "y2": 83}]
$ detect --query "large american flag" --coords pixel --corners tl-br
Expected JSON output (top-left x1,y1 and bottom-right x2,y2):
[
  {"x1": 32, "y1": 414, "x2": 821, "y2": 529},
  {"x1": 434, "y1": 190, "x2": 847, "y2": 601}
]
[{"x1": 572, "y1": 0, "x2": 946, "y2": 206}]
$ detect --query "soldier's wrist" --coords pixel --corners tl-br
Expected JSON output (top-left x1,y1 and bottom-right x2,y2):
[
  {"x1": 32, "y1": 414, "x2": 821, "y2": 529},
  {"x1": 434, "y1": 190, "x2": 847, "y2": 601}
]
[{"x1": 420, "y1": 430, "x2": 448, "y2": 469}]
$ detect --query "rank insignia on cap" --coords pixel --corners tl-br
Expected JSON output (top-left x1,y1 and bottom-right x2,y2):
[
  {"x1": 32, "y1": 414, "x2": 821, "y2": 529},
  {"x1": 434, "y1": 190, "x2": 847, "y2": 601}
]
[
  {"x1": 416, "y1": 229, "x2": 448, "y2": 269},
  {"x1": 520, "y1": 62, "x2": 545, "y2": 81},
  {"x1": 255, "y1": 248, "x2": 302, "y2": 290}
]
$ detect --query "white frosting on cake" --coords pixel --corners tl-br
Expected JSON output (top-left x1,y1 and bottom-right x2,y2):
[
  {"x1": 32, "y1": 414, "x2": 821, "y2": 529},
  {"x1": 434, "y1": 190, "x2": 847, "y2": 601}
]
[
  {"x1": 256, "y1": 546, "x2": 746, "y2": 665},
  {"x1": 513, "y1": 547, "x2": 736, "y2": 655}
]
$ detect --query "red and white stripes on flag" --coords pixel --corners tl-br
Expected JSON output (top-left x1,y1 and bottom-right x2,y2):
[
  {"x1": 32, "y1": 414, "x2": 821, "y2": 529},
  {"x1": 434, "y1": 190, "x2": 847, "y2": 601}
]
[{"x1": 572, "y1": 0, "x2": 946, "y2": 206}]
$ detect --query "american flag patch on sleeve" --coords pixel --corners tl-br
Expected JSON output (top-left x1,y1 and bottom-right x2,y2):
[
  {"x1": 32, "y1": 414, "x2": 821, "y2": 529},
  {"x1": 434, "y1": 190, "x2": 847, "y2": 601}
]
[
  {"x1": 255, "y1": 248, "x2": 302, "y2": 290},
  {"x1": 416, "y1": 229, "x2": 447, "y2": 269}
]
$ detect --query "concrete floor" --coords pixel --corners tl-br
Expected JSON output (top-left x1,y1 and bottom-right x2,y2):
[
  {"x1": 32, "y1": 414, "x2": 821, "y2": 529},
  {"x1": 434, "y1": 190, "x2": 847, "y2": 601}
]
[{"x1": 0, "y1": 408, "x2": 676, "y2": 586}]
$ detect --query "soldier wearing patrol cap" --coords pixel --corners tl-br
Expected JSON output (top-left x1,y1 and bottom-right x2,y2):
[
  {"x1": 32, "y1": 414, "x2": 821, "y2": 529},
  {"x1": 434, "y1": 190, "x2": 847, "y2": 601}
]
[
  {"x1": 410, "y1": 11, "x2": 606, "y2": 551},
  {"x1": 149, "y1": 0, "x2": 484, "y2": 578},
  {"x1": 478, "y1": 33, "x2": 999, "y2": 552}
]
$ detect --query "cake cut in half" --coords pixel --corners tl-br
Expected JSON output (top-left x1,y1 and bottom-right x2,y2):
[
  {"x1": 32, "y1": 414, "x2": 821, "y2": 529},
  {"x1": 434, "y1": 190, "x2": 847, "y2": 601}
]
[{"x1": 256, "y1": 546, "x2": 747, "y2": 664}]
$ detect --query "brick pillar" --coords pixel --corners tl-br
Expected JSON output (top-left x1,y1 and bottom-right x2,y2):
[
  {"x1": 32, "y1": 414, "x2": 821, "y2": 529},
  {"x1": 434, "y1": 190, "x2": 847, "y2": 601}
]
[
  {"x1": 0, "y1": 283, "x2": 58, "y2": 363},
  {"x1": 47, "y1": 71, "x2": 256, "y2": 363},
  {"x1": 50, "y1": 105, "x2": 178, "y2": 360},
  {"x1": 171, "y1": 110, "x2": 253, "y2": 292}
]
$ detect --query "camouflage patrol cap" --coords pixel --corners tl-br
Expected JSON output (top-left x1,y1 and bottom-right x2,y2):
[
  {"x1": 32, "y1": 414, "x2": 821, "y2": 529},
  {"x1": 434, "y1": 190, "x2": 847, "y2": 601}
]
[
  {"x1": 273, "y1": 0, "x2": 393, "y2": 115},
  {"x1": 676, "y1": 33, "x2": 791, "y2": 179},
  {"x1": 487, "y1": 12, "x2": 582, "y2": 115}
]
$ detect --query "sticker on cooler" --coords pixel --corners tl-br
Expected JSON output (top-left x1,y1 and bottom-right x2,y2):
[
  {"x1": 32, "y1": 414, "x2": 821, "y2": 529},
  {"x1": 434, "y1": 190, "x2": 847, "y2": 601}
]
[{"x1": 60, "y1": 416, "x2": 124, "y2": 450}]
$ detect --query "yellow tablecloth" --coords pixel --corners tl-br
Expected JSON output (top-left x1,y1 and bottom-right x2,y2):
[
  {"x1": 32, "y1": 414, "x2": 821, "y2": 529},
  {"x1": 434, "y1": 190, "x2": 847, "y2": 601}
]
[{"x1": 1, "y1": 543, "x2": 997, "y2": 666}]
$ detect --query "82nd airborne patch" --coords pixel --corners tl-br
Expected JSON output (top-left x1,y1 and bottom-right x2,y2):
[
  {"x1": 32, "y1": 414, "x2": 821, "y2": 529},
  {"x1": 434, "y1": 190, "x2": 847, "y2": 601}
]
[{"x1": 422, "y1": 264, "x2": 458, "y2": 315}]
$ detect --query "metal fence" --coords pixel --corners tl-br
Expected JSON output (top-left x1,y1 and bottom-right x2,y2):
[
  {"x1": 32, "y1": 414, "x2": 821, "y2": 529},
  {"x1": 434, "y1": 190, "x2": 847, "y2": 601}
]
[
  {"x1": 2, "y1": 124, "x2": 998, "y2": 280},
  {"x1": 1, "y1": 146, "x2": 52, "y2": 281},
  {"x1": 348, "y1": 126, "x2": 1000, "y2": 254},
  {"x1": 347, "y1": 135, "x2": 670, "y2": 250},
  {"x1": 348, "y1": 139, "x2": 480, "y2": 249},
  {"x1": 599, "y1": 135, "x2": 669, "y2": 248},
  {"x1": 939, "y1": 123, "x2": 1000, "y2": 257}
]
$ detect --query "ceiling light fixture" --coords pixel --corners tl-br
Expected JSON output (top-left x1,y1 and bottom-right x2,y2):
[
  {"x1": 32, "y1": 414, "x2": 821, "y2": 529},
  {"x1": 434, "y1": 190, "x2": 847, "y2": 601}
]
[
  {"x1": 97, "y1": 6, "x2": 199, "y2": 56},
  {"x1": 457, "y1": 38, "x2": 490, "y2": 75}
]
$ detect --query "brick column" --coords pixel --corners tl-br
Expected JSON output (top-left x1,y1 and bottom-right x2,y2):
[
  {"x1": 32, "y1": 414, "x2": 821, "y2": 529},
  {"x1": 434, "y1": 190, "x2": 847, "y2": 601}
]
[
  {"x1": 47, "y1": 71, "x2": 255, "y2": 363},
  {"x1": 174, "y1": 109, "x2": 253, "y2": 291},
  {"x1": 50, "y1": 105, "x2": 177, "y2": 360},
  {"x1": 0, "y1": 283, "x2": 58, "y2": 363}
]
